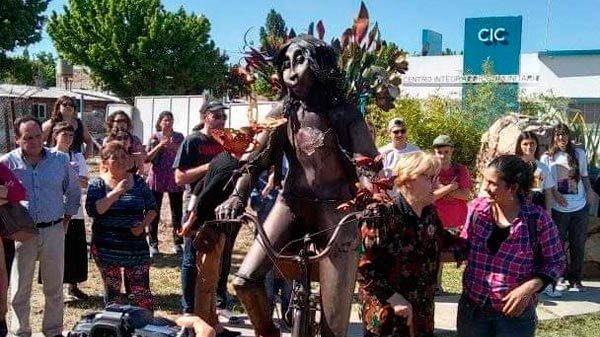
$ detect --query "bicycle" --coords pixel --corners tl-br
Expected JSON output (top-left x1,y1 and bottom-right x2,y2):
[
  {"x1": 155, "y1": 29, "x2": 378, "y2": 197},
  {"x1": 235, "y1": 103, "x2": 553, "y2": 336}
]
[{"x1": 231, "y1": 210, "x2": 364, "y2": 337}]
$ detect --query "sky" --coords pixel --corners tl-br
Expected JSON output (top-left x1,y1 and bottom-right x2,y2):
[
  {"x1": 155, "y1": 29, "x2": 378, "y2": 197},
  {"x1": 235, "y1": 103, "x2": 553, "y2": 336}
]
[{"x1": 22, "y1": 0, "x2": 600, "y2": 60}]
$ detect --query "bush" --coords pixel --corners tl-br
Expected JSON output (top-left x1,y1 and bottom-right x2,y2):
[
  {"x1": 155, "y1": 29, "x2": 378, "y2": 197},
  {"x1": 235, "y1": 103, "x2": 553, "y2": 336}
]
[{"x1": 367, "y1": 95, "x2": 483, "y2": 170}]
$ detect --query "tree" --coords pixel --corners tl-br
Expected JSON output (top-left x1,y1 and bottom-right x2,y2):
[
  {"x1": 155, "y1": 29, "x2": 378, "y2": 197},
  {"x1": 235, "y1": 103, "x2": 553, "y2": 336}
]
[
  {"x1": 47, "y1": 0, "x2": 228, "y2": 100},
  {"x1": 0, "y1": 52, "x2": 56, "y2": 87},
  {"x1": 259, "y1": 9, "x2": 287, "y2": 51},
  {"x1": 0, "y1": 0, "x2": 50, "y2": 53}
]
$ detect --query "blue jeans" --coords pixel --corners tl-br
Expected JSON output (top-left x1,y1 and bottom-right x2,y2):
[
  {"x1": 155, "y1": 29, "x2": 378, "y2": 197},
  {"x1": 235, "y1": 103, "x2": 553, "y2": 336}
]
[
  {"x1": 265, "y1": 270, "x2": 292, "y2": 318},
  {"x1": 457, "y1": 296, "x2": 537, "y2": 337},
  {"x1": 181, "y1": 236, "x2": 197, "y2": 313}
]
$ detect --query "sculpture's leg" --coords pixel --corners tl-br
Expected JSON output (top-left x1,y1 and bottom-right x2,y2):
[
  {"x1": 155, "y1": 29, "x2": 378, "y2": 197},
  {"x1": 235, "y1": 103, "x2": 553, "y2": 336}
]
[
  {"x1": 234, "y1": 196, "x2": 300, "y2": 337},
  {"x1": 317, "y1": 206, "x2": 361, "y2": 337}
]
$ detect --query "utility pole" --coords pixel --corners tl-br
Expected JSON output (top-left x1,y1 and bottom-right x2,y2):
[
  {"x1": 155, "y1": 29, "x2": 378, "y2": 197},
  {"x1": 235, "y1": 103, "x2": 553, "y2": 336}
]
[{"x1": 544, "y1": 0, "x2": 552, "y2": 50}]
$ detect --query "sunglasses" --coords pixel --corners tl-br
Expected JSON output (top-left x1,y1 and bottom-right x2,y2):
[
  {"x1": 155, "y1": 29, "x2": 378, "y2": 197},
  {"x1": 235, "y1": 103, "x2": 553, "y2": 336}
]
[
  {"x1": 210, "y1": 113, "x2": 227, "y2": 120},
  {"x1": 392, "y1": 129, "x2": 406, "y2": 135}
]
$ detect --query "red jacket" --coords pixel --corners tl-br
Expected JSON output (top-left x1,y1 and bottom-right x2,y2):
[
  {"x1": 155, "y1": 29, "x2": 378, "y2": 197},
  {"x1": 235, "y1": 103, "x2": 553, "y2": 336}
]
[{"x1": 0, "y1": 163, "x2": 26, "y2": 202}]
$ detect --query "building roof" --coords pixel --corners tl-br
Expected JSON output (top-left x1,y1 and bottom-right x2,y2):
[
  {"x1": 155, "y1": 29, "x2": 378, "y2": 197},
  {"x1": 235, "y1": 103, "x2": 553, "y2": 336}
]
[
  {"x1": 0, "y1": 84, "x2": 124, "y2": 102},
  {"x1": 538, "y1": 49, "x2": 600, "y2": 57}
]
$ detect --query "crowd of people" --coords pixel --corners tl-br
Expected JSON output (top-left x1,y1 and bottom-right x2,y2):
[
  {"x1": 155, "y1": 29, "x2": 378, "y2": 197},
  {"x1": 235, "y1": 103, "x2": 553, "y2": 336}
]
[{"x1": 0, "y1": 39, "x2": 592, "y2": 337}]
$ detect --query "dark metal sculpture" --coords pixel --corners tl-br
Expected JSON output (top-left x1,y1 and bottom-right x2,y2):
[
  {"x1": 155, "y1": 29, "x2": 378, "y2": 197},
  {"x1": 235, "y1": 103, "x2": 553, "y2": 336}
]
[{"x1": 216, "y1": 35, "x2": 381, "y2": 337}]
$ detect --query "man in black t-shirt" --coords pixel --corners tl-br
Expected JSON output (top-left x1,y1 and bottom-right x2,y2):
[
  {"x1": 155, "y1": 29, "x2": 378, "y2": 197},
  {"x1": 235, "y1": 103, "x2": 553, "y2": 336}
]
[
  {"x1": 172, "y1": 101, "x2": 225, "y2": 315},
  {"x1": 179, "y1": 128, "x2": 256, "y2": 337}
]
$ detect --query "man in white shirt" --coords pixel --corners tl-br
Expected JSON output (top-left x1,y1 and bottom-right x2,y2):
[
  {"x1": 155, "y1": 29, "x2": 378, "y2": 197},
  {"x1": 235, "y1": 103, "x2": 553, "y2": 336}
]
[{"x1": 378, "y1": 117, "x2": 420, "y2": 178}]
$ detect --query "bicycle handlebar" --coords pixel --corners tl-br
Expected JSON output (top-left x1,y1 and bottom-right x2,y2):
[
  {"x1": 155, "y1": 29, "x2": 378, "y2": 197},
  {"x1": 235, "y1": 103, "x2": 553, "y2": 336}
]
[{"x1": 234, "y1": 211, "x2": 363, "y2": 263}]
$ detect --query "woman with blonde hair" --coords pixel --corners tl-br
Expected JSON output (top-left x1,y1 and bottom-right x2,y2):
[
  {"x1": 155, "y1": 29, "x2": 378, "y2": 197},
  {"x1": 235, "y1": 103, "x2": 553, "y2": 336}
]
[{"x1": 358, "y1": 151, "x2": 465, "y2": 337}]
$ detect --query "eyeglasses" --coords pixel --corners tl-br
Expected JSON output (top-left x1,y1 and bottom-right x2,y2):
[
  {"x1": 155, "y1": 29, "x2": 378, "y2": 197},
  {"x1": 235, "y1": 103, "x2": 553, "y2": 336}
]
[
  {"x1": 392, "y1": 129, "x2": 406, "y2": 135},
  {"x1": 61, "y1": 102, "x2": 74, "y2": 107}
]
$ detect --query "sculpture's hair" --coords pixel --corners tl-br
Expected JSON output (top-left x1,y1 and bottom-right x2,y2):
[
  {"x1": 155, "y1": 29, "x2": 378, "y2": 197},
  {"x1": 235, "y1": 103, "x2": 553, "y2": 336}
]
[
  {"x1": 393, "y1": 151, "x2": 441, "y2": 187},
  {"x1": 274, "y1": 34, "x2": 345, "y2": 110}
]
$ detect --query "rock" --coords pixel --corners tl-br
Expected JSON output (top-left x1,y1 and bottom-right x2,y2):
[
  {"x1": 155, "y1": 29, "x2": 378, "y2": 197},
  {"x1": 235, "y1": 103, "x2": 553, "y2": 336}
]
[
  {"x1": 476, "y1": 113, "x2": 555, "y2": 183},
  {"x1": 584, "y1": 217, "x2": 600, "y2": 278}
]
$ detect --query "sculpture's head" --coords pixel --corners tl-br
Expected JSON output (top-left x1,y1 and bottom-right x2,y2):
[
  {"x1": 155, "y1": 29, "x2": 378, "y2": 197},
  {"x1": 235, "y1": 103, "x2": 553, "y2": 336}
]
[{"x1": 275, "y1": 34, "x2": 344, "y2": 107}]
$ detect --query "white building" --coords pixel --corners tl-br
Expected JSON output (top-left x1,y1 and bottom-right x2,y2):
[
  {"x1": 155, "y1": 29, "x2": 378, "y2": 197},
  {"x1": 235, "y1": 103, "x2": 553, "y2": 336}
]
[{"x1": 401, "y1": 49, "x2": 600, "y2": 119}]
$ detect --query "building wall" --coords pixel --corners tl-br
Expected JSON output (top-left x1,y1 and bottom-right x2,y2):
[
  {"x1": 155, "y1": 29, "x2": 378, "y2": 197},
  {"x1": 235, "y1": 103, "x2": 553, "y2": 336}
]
[{"x1": 401, "y1": 53, "x2": 600, "y2": 103}]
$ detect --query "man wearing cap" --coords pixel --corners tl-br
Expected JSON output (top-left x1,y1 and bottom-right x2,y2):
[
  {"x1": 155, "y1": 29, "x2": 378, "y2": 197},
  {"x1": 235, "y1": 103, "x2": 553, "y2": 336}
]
[
  {"x1": 378, "y1": 117, "x2": 420, "y2": 179},
  {"x1": 431, "y1": 134, "x2": 472, "y2": 294},
  {"x1": 173, "y1": 101, "x2": 226, "y2": 315}
]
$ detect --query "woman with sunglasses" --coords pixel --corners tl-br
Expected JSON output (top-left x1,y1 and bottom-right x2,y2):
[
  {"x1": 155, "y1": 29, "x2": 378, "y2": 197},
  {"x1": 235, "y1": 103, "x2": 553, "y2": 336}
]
[
  {"x1": 540, "y1": 123, "x2": 595, "y2": 292},
  {"x1": 106, "y1": 129, "x2": 145, "y2": 175},
  {"x1": 358, "y1": 151, "x2": 465, "y2": 337},
  {"x1": 42, "y1": 96, "x2": 94, "y2": 158},
  {"x1": 103, "y1": 111, "x2": 146, "y2": 164}
]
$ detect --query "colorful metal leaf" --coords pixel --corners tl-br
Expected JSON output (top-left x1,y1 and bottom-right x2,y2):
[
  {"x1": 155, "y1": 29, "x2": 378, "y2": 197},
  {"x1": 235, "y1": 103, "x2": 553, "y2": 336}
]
[
  {"x1": 341, "y1": 28, "x2": 353, "y2": 49},
  {"x1": 307, "y1": 22, "x2": 314, "y2": 36},
  {"x1": 353, "y1": 1, "x2": 369, "y2": 45},
  {"x1": 316, "y1": 20, "x2": 325, "y2": 40},
  {"x1": 367, "y1": 22, "x2": 378, "y2": 50},
  {"x1": 288, "y1": 28, "x2": 297, "y2": 39}
]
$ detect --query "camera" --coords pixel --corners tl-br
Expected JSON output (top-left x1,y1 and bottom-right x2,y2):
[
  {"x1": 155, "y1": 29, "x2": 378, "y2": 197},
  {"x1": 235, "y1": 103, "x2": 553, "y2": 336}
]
[{"x1": 67, "y1": 305, "x2": 192, "y2": 337}]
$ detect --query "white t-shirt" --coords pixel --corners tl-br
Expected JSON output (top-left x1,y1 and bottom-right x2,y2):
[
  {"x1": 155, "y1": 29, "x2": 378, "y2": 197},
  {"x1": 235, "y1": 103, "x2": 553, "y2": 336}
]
[
  {"x1": 531, "y1": 160, "x2": 556, "y2": 192},
  {"x1": 56, "y1": 149, "x2": 89, "y2": 220},
  {"x1": 378, "y1": 143, "x2": 420, "y2": 178},
  {"x1": 540, "y1": 148, "x2": 588, "y2": 212}
]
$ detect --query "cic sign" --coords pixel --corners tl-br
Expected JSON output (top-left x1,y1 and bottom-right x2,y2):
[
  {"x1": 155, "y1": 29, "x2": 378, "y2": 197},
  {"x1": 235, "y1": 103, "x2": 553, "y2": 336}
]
[
  {"x1": 463, "y1": 16, "x2": 523, "y2": 112},
  {"x1": 463, "y1": 16, "x2": 522, "y2": 75},
  {"x1": 478, "y1": 27, "x2": 507, "y2": 44}
]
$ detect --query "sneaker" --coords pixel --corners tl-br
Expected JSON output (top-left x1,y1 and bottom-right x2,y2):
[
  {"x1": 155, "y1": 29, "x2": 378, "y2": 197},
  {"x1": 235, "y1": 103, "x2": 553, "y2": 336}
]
[
  {"x1": 555, "y1": 282, "x2": 569, "y2": 292},
  {"x1": 216, "y1": 328, "x2": 241, "y2": 337},
  {"x1": 68, "y1": 286, "x2": 90, "y2": 300},
  {"x1": 568, "y1": 283, "x2": 585, "y2": 292},
  {"x1": 149, "y1": 245, "x2": 160, "y2": 258},
  {"x1": 542, "y1": 285, "x2": 562, "y2": 298},
  {"x1": 172, "y1": 244, "x2": 183, "y2": 255}
]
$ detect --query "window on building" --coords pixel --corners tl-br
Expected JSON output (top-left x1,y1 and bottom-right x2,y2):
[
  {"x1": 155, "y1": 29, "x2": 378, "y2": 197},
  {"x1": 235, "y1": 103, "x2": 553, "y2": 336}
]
[{"x1": 32, "y1": 103, "x2": 47, "y2": 120}]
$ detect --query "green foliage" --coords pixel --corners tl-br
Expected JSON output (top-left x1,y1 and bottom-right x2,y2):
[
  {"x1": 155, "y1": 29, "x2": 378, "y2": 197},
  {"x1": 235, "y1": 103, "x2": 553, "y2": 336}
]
[
  {"x1": 251, "y1": 76, "x2": 279, "y2": 100},
  {"x1": 259, "y1": 9, "x2": 287, "y2": 51},
  {"x1": 463, "y1": 60, "x2": 518, "y2": 131},
  {"x1": 368, "y1": 95, "x2": 483, "y2": 169},
  {"x1": 0, "y1": 0, "x2": 49, "y2": 53},
  {"x1": 0, "y1": 52, "x2": 56, "y2": 87},
  {"x1": 48, "y1": 0, "x2": 228, "y2": 99},
  {"x1": 519, "y1": 91, "x2": 571, "y2": 123}
]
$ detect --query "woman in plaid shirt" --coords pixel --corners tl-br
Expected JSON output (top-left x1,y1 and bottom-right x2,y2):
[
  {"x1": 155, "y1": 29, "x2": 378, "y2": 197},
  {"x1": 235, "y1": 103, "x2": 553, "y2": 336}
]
[{"x1": 457, "y1": 155, "x2": 565, "y2": 337}]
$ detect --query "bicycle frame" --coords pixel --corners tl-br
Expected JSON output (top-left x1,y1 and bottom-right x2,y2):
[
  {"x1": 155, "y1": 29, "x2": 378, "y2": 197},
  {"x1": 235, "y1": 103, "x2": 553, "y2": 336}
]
[{"x1": 239, "y1": 211, "x2": 362, "y2": 337}]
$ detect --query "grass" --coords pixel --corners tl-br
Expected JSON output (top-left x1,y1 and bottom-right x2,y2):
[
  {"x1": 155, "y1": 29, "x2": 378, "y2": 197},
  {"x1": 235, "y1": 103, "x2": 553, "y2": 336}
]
[{"x1": 13, "y1": 160, "x2": 600, "y2": 335}]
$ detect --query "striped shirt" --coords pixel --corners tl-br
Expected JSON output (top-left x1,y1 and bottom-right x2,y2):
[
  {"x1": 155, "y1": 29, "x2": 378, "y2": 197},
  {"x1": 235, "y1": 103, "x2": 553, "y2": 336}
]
[
  {"x1": 86, "y1": 175, "x2": 157, "y2": 267},
  {"x1": 460, "y1": 197, "x2": 565, "y2": 312}
]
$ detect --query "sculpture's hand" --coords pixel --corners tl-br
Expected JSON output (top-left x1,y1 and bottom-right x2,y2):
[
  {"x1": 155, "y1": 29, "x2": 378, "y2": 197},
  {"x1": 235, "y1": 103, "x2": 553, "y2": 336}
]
[{"x1": 216, "y1": 195, "x2": 246, "y2": 220}]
